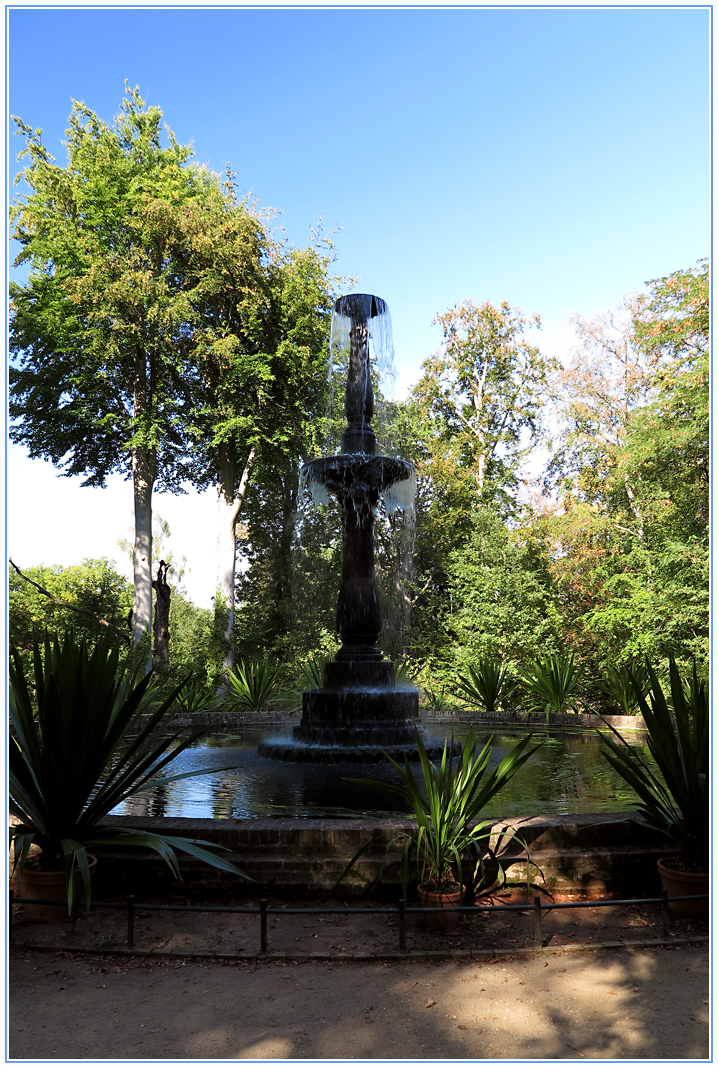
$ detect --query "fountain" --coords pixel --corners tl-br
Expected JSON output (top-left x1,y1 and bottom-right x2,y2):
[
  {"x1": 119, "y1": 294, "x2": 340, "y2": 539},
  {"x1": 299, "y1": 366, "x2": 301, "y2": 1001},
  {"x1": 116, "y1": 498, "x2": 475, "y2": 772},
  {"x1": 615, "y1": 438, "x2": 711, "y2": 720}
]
[{"x1": 258, "y1": 293, "x2": 445, "y2": 763}]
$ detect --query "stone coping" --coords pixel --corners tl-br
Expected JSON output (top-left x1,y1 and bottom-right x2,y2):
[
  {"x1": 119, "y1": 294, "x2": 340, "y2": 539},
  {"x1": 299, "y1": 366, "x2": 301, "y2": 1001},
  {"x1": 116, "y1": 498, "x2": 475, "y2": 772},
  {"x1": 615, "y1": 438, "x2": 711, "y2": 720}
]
[{"x1": 131, "y1": 710, "x2": 646, "y2": 731}]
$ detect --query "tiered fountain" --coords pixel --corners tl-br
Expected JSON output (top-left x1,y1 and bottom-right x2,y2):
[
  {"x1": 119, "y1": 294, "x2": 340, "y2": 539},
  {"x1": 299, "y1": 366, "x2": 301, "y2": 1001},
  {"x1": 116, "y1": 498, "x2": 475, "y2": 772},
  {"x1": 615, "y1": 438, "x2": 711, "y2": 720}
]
[{"x1": 259, "y1": 293, "x2": 445, "y2": 763}]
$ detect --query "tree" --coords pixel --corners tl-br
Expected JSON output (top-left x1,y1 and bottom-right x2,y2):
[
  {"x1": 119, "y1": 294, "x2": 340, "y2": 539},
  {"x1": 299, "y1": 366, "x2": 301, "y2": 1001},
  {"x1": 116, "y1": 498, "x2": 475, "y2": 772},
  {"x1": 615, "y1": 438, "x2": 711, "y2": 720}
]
[
  {"x1": 184, "y1": 226, "x2": 340, "y2": 669},
  {"x1": 8, "y1": 558, "x2": 133, "y2": 679},
  {"x1": 9, "y1": 87, "x2": 215, "y2": 651},
  {"x1": 412, "y1": 300, "x2": 555, "y2": 514},
  {"x1": 544, "y1": 260, "x2": 709, "y2": 671}
]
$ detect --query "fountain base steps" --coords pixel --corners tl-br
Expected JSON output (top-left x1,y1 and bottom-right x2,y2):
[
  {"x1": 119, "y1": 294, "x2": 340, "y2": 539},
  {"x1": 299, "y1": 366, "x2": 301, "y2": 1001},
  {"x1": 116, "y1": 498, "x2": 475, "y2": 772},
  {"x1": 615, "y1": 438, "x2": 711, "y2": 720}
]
[
  {"x1": 259, "y1": 679, "x2": 452, "y2": 763},
  {"x1": 93, "y1": 813, "x2": 670, "y2": 898}
]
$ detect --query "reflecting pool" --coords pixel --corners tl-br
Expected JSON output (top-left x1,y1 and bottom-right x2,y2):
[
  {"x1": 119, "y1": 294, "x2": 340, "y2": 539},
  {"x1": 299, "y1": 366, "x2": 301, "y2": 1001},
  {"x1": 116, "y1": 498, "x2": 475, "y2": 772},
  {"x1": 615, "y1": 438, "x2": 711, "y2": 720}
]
[{"x1": 114, "y1": 721, "x2": 650, "y2": 820}]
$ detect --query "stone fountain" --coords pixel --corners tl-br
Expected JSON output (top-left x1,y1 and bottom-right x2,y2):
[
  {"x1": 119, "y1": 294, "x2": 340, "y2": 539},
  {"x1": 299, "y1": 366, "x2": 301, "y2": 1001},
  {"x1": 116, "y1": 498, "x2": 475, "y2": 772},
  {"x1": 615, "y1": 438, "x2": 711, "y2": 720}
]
[{"x1": 259, "y1": 293, "x2": 445, "y2": 764}]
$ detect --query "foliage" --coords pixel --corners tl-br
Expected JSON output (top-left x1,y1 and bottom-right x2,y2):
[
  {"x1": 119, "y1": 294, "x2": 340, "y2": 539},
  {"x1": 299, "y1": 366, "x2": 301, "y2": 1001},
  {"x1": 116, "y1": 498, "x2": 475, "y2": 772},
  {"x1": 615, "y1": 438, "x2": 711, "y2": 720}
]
[
  {"x1": 9, "y1": 559, "x2": 133, "y2": 678},
  {"x1": 9, "y1": 632, "x2": 248, "y2": 914},
  {"x1": 175, "y1": 678, "x2": 220, "y2": 717},
  {"x1": 413, "y1": 300, "x2": 556, "y2": 513},
  {"x1": 226, "y1": 659, "x2": 281, "y2": 713},
  {"x1": 420, "y1": 681, "x2": 457, "y2": 713},
  {"x1": 445, "y1": 507, "x2": 561, "y2": 668},
  {"x1": 455, "y1": 658, "x2": 517, "y2": 713},
  {"x1": 299, "y1": 653, "x2": 328, "y2": 690},
  {"x1": 394, "y1": 658, "x2": 419, "y2": 686},
  {"x1": 599, "y1": 659, "x2": 708, "y2": 871},
  {"x1": 519, "y1": 653, "x2": 582, "y2": 721},
  {"x1": 337, "y1": 726, "x2": 541, "y2": 899},
  {"x1": 599, "y1": 661, "x2": 649, "y2": 716}
]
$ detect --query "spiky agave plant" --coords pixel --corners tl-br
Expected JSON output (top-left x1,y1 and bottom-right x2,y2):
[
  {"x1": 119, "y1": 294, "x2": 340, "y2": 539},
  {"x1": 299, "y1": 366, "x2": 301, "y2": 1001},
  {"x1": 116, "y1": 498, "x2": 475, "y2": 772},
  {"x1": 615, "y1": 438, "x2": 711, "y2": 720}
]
[
  {"x1": 600, "y1": 661, "x2": 649, "y2": 716},
  {"x1": 10, "y1": 632, "x2": 248, "y2": 915},
  {"x1": 599, "y1": 659, "x2": 708, "y2": 872},
  {"x1": 226, "y1": 659, "x2": 281, "y2": 713},
  {"x1": 337, "y1": 725, "x2": 542, "y2": 900},
  {"x1": 519, "y1": 653, "x2": 581, "y2": 722},
  {"x1": 455, "y1": 658, "x2": 517, "y2": 712}
]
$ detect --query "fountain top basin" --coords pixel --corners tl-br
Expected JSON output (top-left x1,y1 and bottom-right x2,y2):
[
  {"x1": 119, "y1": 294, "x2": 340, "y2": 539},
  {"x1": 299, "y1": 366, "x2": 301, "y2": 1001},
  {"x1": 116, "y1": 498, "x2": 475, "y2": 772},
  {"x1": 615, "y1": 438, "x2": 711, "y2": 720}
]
[{"x1": 305, "y1": 454, "x2": 414, "y2": 496}]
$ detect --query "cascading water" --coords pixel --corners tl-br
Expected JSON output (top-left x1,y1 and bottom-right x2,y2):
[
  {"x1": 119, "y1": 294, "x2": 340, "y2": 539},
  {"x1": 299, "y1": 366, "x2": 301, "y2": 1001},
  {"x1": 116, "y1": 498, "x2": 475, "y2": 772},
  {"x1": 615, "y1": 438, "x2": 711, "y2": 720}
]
[{"x1": 259, "y1": 293, "x2": 445, "y2": 763}]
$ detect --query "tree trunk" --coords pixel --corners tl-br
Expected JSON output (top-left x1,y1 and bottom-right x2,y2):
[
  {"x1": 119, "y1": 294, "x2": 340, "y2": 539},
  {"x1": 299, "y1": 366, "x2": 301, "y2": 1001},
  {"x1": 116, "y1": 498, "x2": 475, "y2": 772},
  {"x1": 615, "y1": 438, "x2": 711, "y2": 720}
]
[
  {"x1": 152, "y1": 560, "x2": 171, "y2": 668},
  {"x1": 216, "y1": 442, "x2": 255, "y2": 671},
  {"x1": 132, "y1": 445, "x2": 157, "y2": 659}
]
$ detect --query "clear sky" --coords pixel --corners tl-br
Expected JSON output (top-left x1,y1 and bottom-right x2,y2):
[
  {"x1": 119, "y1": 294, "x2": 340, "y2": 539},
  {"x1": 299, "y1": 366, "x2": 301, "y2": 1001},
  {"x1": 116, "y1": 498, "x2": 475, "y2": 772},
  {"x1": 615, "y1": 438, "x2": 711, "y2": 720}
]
[{"x1": 6, "y1": 5, "x2": 710, "y2": 607}]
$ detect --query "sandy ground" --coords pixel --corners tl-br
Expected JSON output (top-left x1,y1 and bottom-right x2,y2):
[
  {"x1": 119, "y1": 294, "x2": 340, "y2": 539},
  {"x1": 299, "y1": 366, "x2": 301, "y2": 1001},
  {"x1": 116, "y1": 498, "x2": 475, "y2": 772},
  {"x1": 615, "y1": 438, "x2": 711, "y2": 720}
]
[{"x1": 9, "y1": 942, "x2": 709, "y2": 1060}]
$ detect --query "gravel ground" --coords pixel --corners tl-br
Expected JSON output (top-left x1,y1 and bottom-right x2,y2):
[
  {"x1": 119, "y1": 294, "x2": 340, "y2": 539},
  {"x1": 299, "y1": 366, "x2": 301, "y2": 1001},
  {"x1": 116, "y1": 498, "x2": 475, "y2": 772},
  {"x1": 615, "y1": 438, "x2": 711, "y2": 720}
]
[{"x1": 9, "y1": 943, "x2": 709, "y2": 1060}]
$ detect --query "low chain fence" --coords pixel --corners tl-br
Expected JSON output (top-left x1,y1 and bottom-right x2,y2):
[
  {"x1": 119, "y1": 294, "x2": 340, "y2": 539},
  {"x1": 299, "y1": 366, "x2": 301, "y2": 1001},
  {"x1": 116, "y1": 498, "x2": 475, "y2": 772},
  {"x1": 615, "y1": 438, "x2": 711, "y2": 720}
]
[{"x1": 10, "y1": 889, "x2": 707, "y2": 957}]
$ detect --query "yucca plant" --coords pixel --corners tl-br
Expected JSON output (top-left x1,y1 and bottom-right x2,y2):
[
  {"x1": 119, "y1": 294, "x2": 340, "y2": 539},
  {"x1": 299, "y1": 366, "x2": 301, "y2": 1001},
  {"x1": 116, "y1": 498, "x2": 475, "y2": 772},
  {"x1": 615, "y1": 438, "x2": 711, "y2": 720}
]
[
  {"x1": 519, "y1": 653, "x2": 581, "y2": 722},
  {"x1": 175, "y1": 678, "x2": 220, "y2": 716},
  {"x1": 394, "y1": 658, "x2": 419, "y2": 686},
  {"x1": 600, "y1": 661, "x2": 649, "y2": 716},
  {"x1": 455, "y1": 658, "x2": 517, "y2": 712},
  {"x1": 226, "y1": 659, "x2": 281, "y2": 713},
  {"x1": 599, "y1": 659, "x2": 708, "y2": 872},
  {"x1": 299, "y1": 653, "x2": 328, "y2": 690},
  {"x1": 337, "y1": 725, "x2": 542, "y2": 900},
  {"x1": 10, "y1": 633, "x2": 248, "y2": 916},
  {"x1": 421, "y1": 682, "x2": 456, "y2": 712}
]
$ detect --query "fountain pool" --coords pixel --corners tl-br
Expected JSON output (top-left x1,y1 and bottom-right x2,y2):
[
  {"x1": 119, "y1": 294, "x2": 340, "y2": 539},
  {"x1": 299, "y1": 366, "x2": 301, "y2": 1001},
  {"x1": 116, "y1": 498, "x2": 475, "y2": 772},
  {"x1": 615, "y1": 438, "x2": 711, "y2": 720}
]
[{"x1": 114, "y1": 722, "x2": 651, "y2": 821}]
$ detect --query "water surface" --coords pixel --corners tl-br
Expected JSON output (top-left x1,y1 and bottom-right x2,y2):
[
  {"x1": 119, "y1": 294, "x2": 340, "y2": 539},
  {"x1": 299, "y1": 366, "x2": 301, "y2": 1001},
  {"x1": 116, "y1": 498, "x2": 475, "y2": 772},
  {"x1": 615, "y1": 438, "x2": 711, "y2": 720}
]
[{"x1": 114, "y1": 722, "x2": 649, "y2": 820}]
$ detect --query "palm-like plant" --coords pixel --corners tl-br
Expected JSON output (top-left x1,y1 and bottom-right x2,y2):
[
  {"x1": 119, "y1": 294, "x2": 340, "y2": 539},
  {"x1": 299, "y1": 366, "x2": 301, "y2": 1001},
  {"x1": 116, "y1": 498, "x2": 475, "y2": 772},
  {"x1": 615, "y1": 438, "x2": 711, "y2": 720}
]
[
  {"x1": 226, "y1": 659, "x2": 281, "y2": 712},
  {"x1": 600, "y1": 661, "x2": 649, "y2": 716},
  {"x1": 599, "y1": 659, "x2": 708, "y2": 872},
  {"x1": 338, "y1": 725, "x2": 542, "y2": 899},
  {"x1": 394, "y1": 658, "x2": 419, "y2": 686},
  {"x1": 299, "y1": 653, "x2": 327, "y2": 690},
  {"x1": 10, "y1": 633, "x2": 248, "y2": 915},
  {"x1": 421, "y1": 682, "x2": 456, "y2": 712},
  {"x1": 455, "y1": 658, "x2": 517, "y2": 712},
  {"x1": 519, "y1": 653, "x2": 581, "y2": 722},
  {"x1": 175, "y1": 678, "x2": 220, "y2": 716}
]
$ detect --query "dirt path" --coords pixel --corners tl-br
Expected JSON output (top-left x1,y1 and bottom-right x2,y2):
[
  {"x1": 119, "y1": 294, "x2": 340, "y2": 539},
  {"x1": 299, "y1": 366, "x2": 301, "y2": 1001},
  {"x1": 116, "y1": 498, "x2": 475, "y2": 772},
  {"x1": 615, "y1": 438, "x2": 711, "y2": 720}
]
[{"x1": 10, "y1": 943, "x2": 708, "y2": 1060}]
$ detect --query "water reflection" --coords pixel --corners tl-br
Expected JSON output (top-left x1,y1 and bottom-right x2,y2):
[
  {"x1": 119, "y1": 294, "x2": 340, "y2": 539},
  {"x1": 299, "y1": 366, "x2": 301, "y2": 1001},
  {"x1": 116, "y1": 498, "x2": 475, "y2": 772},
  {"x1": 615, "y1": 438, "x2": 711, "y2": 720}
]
[{"x1": 114, "y1": 723, "x2": 651, "y2": 820}]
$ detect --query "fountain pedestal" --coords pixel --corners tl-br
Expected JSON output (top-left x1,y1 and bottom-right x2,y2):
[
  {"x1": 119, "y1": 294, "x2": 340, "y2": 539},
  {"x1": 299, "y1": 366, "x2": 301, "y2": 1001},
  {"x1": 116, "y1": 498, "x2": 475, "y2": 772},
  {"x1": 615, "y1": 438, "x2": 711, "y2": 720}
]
[{"x1": 259, "y1": 294, "x2": 445, "y2": 764}]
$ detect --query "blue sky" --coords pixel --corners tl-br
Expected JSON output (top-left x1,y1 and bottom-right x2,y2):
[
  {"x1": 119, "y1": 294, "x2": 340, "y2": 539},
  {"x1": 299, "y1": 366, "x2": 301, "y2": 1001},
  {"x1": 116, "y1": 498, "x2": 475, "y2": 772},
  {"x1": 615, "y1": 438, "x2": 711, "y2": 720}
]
[{"x1": 6, "y1": 6, "x2": 711, "y2": 606}]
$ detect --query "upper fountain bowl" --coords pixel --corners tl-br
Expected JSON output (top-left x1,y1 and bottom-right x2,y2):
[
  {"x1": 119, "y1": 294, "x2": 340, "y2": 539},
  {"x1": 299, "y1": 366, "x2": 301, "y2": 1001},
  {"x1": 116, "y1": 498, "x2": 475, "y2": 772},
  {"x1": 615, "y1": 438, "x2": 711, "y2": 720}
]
[{"x1": 305, "y1": 455, "x2": 413, "y2": 497}]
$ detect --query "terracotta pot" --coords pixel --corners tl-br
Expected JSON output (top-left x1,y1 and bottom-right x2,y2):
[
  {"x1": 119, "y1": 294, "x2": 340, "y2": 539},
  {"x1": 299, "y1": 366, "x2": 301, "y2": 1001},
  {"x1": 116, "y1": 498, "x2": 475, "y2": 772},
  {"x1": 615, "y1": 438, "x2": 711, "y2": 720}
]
[
  {"x1": 657, "y1": 858, "x2": 708, "y2": 918},
  {"x1": 17, "y1": 855, "x2": 98, "y2": 923},
  {"x1": 417, "y1": 884, "x2": 463, "y2": 932}
]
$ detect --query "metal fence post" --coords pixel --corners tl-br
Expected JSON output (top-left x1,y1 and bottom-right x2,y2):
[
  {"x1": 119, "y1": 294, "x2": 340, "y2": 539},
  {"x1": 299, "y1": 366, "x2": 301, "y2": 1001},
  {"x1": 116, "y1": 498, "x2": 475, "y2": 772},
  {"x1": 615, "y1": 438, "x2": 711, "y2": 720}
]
[
  {"x1": 398, "y1": 898, "x2": 406, "y2": 953},
  {"x1": 260, "y1": 899, "x2": 268, "y2": 954},
  {"x1": 534, "y1": 895, "x2": 542, "y2": 948},
  {"x1": 661, "y1": 889, "x2": 670, "y2": 940},
  {"x1": 127, "y1": 894, "x2": 135, "y2": 949}
]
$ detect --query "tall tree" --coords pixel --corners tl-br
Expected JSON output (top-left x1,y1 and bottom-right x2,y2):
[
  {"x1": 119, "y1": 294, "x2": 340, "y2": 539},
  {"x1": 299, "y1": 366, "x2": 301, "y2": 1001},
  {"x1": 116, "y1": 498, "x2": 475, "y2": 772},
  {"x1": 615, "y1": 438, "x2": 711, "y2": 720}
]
[
  {"x1": 412, "y1": 300, "x2": 555, "y2": 514},
  {"x1": 184, "y1": 225, "x2": 339, "y2": 668},
  {"x1": 9, "y1": 87, "x2": 211, "y2": 649}
]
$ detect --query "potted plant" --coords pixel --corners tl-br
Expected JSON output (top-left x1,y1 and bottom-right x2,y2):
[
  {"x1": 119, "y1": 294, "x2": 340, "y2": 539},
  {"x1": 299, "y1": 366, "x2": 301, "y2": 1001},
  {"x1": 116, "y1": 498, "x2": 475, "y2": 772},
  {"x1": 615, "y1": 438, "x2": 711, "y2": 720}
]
[
  {"x1": 10, "y1": 632, "x2": 249, "y2": 922},
  {"x1": 598, "y1": 658, "x2": 708, "y2": 916},
  {"x1": 337, "y1": 725, "x2": 542, "y2": 931}
]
